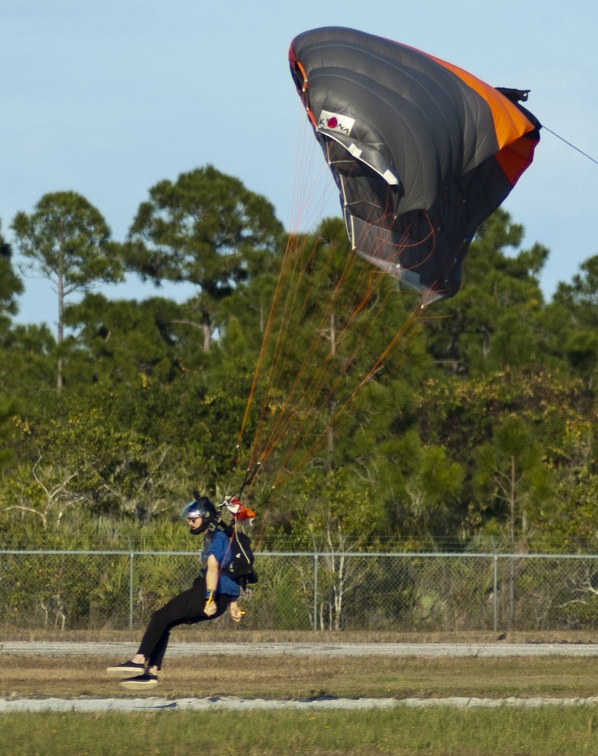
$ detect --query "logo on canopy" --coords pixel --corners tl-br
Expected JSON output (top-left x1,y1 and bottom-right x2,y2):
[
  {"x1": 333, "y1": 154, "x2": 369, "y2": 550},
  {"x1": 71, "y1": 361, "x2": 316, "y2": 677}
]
[{"x1": 318, "y1": 109, "x2": 355, "y2": 136}]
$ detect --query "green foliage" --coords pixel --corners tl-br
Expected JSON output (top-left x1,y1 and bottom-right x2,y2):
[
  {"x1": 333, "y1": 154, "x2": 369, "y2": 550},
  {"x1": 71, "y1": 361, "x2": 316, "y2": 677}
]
[
  {"x1": 0, "y1": 219, "x2": 24, "y2": 325},
  {"x1": 11, "y1": 192, "x2": 125, "y2": 389},
  {"x1": 284, "y1": 469, "x2": 381, "y2": 548},
  {"x1": 12, "y1": 192, "x2": 124, "y2": 300},
  {"x1": 0, "y1": 394, "x2": 17, "y2": 470},
  {"x1": 473, "y1": 415, "x2": 553, "y2": 545},
  {"x1": 423, "y1": 208, "x2": 548, "y2": 376},
  {"x1": 0, "y1": 176, "x2": 596, "y2": 554},
  {"x1": 9, "y1": 703, "x2": 598, "y2": 756},
  {"x1": 564, "y1": 330, "x2": 598, "y2": 387},
  {"x1": 125, "y1": 165, "x2": 284, "y2": 351},
  {"x1": 127, "y1": 165, "x2": 283, "y2": 291},
  {"x1": 376, "y1": 430, "x2": 465, "y2": 543},
  {"x1": 63, "y1": 293, "x2": 206, "y2": 387},
  {"x1": 554, "y1": 253, "x2": 598, "y2": 328}
]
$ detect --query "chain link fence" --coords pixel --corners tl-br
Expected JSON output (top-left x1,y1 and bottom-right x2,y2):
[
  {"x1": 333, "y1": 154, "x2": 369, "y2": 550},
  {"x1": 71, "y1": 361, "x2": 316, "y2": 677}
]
[{"x1": 2, "y1": 549, "x2": 598, "y2": 633}]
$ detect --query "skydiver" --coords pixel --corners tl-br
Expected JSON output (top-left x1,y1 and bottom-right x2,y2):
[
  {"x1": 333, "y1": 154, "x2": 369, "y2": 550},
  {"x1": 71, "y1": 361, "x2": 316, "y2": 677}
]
[{"x1": 106, "y1": 496, "x2": 244, "y2": 689}]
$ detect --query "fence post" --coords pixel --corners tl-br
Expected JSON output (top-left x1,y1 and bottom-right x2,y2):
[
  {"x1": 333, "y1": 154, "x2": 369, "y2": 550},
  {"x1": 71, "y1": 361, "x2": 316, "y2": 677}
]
[
  {"x1": 312, "y1": 536, "x2": 318, "y2": 631},
  {"x1": 493, "y1": 555, "x2": 498, "y2": 632},
  {"x1": 129, "y1": 551, "x2": 134, "y2": 631}
]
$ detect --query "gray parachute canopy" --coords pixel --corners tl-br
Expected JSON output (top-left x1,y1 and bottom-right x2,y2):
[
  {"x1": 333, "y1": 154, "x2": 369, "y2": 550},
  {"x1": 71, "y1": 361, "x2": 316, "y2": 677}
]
[{"x1": 289, "y1": 27, "x2": 541, "y2": 304}]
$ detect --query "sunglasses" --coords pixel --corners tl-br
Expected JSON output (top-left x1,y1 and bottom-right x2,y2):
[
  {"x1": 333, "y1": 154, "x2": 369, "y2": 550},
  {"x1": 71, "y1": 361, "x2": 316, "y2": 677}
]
[{"x1": 187, "y1": 516, "x2": 201, "y2": 523}]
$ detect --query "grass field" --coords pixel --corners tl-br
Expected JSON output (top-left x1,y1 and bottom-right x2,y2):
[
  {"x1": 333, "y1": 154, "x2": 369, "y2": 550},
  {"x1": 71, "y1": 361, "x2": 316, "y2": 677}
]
[
  {"x1": 4, "y1": 707, "x2": 598, "y2": 755},
  {"x1": 2, "y1": 632, "x2": 598, "y2": 754}
]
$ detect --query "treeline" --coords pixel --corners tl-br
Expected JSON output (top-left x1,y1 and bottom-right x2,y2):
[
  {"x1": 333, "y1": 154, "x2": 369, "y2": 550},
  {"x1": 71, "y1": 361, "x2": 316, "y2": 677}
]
[{"x1": 0, "y1": 165, "x2": 596, "y2": 553}]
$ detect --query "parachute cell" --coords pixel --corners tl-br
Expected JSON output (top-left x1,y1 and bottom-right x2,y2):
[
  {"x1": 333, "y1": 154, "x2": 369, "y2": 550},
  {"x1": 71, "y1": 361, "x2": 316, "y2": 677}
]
[{"x1": 289, "y1": 27, "x2": 541, "y2": 304}]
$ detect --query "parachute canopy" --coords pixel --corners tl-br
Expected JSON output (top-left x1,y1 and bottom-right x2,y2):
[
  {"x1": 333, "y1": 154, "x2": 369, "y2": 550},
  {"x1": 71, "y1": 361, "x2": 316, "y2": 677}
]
[{"x1": 289, "y1": 27, "x2": 541, "y2": 304}]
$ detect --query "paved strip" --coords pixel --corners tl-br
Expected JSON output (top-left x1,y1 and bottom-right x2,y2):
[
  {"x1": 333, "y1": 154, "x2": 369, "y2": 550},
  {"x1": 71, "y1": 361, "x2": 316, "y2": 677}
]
[
  {"x1": 2, "y1": 695, "x2": 598, "y2": 713},
  {"x1": 2, "y1": 641, "x2": 598, "y2": 657}
]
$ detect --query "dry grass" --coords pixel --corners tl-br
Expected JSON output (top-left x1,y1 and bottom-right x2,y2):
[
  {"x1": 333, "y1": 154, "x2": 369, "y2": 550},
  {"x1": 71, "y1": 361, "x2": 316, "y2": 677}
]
[
  {"x1": 2, "y1": 626, "x2": 598, "y2": 701},
  {"x1": 2, "y1": 653, "x2": 598, "y2": 700},
  {"x1": 4, "y1": 640, "x2": 598, "y2": 756}
]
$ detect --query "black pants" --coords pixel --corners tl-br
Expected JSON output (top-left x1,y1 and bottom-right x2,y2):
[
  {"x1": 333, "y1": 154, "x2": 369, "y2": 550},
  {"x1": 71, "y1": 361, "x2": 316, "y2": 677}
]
[{"x1": 137, "y1": 576, "x2": 233, "y2": 669}]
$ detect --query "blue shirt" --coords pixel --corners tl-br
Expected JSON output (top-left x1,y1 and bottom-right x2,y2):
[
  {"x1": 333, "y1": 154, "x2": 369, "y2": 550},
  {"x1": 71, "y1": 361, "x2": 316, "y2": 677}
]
[{"x1": 205, "y1": 529, "x2": 241, "y2": 598}]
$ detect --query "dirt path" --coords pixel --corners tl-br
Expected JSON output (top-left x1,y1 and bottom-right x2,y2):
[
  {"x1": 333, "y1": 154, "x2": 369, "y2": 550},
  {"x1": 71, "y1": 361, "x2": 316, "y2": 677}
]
[{"x1": 3, "y1": 694, "x2": 598, "y2": 713}]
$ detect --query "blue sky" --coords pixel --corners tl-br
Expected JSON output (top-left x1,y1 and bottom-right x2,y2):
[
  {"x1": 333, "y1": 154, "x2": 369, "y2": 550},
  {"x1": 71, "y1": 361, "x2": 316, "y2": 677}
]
[{"x1": 3, "y1": 0, "x2": 597, "y2": 329}]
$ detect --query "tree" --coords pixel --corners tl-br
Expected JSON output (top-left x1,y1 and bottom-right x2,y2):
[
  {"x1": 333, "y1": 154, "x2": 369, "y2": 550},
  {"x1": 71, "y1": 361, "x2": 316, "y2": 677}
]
[
  {"x1": 0, "y1": 219, "x2": 24, "y2": 330},
  {"x1": 564, "y1": 330, "x2": 598, "y2": 390},
  {"x1": 1, "y1": 388, "x2": 189, "y2": 529},
  {"x1": 0, "y1": 323, "x2": 56, "y2": 401},
  {"x1": 553, "y1": 254, "x2": 598, "y2": 330},
  {"x1": 0, "y1": 220, "x2": 31, "y2": 412},
  {"x1": 473, "y1": 415, "x2": 553, "y2": 629},
  {"x1": 126, "y1": 165, "x2": 284, "y2": 352},
  {"x1": 11, "y1": 192, "x2": 124, "y2": 390},
  {"x1": 0, "y1": 395, "x2": 17, "y2": 470},
  {"x1": 423, "y1": 208, "x2": 548, "y2": 376},
  {"x1": 62, "y1": 293, "x2": 206, "y2": 388},
  {"x1": 414, "y1": 367, "x2": 595, "y2": 545},
  {"x1": 283, "y1": 469, "x2": 383, "y2": 630},
  {"x1": 473, "y1": 416, "x2": 552, "y2": 545},
  {"x1": 549, "y1": 255, "x2": 598, "y2": 387}
]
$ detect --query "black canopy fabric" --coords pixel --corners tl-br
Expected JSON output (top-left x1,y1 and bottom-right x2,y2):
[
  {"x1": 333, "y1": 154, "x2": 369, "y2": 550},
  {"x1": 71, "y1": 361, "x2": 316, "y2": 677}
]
[{"x1": 290, "y1": 27, "x2": 541, "y2": 303}]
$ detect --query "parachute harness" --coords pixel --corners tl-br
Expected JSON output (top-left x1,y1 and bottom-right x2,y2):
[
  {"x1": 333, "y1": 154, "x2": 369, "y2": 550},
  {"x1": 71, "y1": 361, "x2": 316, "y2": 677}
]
[{"x1": 205, "y1": 496, "x2": 257, "y2": 613}]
